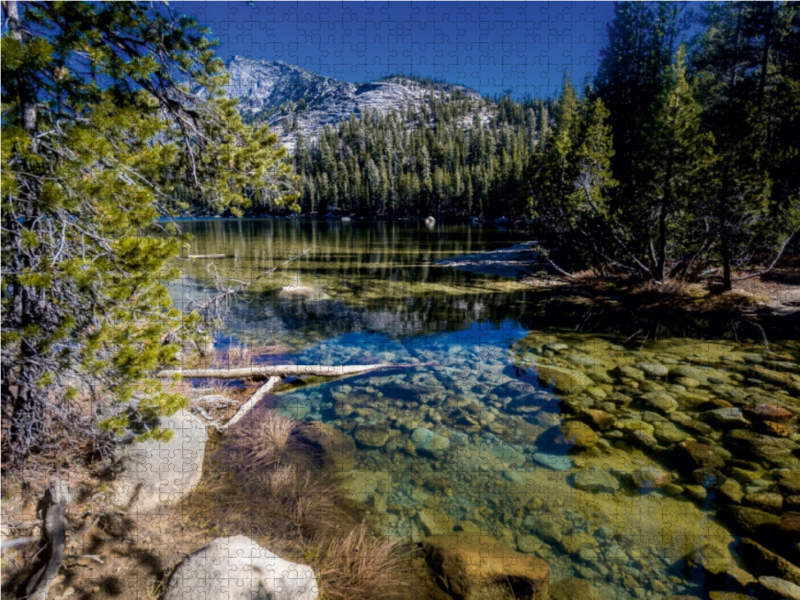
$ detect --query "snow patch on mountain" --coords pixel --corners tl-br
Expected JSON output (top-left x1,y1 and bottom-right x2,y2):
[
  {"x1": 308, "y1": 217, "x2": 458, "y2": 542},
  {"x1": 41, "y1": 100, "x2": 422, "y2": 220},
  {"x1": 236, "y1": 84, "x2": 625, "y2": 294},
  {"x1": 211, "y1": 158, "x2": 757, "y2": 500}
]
[{"x1": 222, "y1": 57, "x2": 486, "y2": 149}]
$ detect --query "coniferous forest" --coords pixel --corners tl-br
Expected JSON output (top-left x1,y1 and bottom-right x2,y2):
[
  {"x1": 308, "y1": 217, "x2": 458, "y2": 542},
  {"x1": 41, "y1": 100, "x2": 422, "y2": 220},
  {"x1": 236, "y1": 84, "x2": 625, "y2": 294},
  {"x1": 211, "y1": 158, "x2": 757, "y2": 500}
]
[{"x1": 276, "y1": 2, "x2": 799, "y2": 290}]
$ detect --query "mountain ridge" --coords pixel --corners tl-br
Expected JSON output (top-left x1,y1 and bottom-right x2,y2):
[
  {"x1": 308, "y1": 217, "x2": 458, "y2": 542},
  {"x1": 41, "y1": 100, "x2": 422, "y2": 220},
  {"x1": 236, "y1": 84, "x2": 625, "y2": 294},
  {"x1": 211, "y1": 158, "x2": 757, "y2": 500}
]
[{"x1": 223, "y1": 56, "x2": 485, "y2": 149}]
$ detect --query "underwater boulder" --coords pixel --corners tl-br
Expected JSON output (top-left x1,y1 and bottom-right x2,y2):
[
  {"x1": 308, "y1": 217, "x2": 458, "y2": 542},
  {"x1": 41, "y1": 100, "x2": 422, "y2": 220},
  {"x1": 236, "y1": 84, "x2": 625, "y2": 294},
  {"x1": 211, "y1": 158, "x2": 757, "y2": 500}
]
[{"x1": 422, "y1": 533, "x2": 549, "y2": 600}]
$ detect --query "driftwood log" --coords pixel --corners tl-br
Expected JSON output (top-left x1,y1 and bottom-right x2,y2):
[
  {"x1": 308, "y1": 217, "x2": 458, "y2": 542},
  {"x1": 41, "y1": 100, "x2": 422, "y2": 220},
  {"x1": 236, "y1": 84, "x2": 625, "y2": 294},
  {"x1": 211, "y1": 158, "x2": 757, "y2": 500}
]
[
  {"x1": 26, "y1": 479, "x2": 70, "y2": 600},
  {"x1": 157, "y1": 363, "x2": 391, "y2": 380}
]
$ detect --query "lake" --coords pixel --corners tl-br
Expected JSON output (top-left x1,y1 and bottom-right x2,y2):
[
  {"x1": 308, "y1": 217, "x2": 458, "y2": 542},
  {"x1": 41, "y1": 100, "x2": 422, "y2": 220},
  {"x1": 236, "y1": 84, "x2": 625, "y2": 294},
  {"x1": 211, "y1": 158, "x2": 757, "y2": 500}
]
[{"x1": 172, "y1": 219, "x2": 800, "y2": 600}]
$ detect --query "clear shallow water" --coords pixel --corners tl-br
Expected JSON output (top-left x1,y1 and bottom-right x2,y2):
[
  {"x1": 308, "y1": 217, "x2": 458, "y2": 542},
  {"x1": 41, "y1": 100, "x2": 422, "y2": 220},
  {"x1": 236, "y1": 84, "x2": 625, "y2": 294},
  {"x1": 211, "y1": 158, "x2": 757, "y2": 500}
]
[{"x1": 171, "y1": 219, "x2": 799, "y2": 600}]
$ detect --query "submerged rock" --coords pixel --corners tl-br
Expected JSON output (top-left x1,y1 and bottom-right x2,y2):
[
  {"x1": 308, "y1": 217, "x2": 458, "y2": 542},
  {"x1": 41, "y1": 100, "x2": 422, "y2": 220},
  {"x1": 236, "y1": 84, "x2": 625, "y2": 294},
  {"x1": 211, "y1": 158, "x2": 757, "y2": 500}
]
[
  {"x1": 673, "y1": 441, "x2": 727, "y2": 471},
  {"x1": 164, "y1": 536, "x2": 318, "y2": 600},
  {"x1": 353, "y1": 424, "x2": 390, "y2": 448},
  {"x1": 296, "y1": 421, "x2": 356, "y2": 471},
  {"x1": 278, "y1": 285, "x2": 331, "y2": 300},
  {"x1": 727, "y1": 429, "x2": 800, "y2": 467},
  {"x1": 558, "y1": 420, "x2": 598, "y2": 448},
  {"x1": 759, "y1": 576, "x2": 800, "y2": 600},
  {"x1": 411, "y1": 427, "x2": 450, "y2": 456},
  {"x1": 723, "y1": 505, "x2": 781, "y2": 541},
  {"x1": 743, "y1": 404, "x2": 795, "y2": 423},
  {"x1": 704, "y1": 407, "x2": 751, "y2": 428},
  {"x1": 416, "y1": 508, "x2": 454, "y2": 536},
  {"x1": 739, "y1": 538, "x2": 800, "y2": 586},
  {"x1": 422, "y1": 533, "x2": 549, "y2": 600},
  {"x1": 535, "y1": 364, "x2": 591, "y2": 394},
  {"x1": 532, "y1": 452, "x2": 572, "y2": 471},
  {"x1": 637, "y1": 362, "x2": 669, "y2": 378},
  {"x1": 631, "y1": 467, "x2": 671, "y2": 490},
  {"x1": 639, "y1": 392, "x2": 679, "y2": 413},
  {"x1": 550, "y1": 577, "x2": 597, "y2": 600},
  {"x1": 572, "y1": 468, "x2": 619, "y2": 493}
]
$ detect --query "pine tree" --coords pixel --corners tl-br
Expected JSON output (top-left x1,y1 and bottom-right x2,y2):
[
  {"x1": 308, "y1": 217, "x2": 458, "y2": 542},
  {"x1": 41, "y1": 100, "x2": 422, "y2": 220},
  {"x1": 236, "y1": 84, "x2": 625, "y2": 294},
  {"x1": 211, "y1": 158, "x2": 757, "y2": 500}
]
[
  {"x1": 635, "y1": 46, "x2": 714, "y2": 281},
  {"x1": 1, "y1": 1, "x2": 298, "y2": 461}
]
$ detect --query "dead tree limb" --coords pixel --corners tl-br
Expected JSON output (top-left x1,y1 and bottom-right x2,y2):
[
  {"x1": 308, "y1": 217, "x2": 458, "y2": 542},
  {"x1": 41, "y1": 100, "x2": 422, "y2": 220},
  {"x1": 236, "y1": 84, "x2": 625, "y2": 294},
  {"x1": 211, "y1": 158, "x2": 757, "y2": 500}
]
[
  {"x1": 157, "y1": 363, "x2": 404, "y2": 380},
  {"x1": 544, "y1": 258, "x2": 575, "y2": 279},
  {"x1": 26, "y1": 479, "x2": 70, "y2": 600},
  {"x1": 220, "y1": 376, "x2": 282, "y2": 431},
  {"x1": 733, "y1": 230, "x2": 797, "y2": 281},
  {"x1": 193, "y1": 247, "x2": 312, "y2": 317},
  {"x1": 0, "y1": 536, "x2": 37, "y2": 552}
]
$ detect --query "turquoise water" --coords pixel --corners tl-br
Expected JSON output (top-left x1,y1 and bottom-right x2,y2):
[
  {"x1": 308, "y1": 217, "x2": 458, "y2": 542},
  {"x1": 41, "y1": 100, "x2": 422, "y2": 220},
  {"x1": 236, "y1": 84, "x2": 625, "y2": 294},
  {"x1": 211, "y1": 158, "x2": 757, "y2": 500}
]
[{"x1": 171, "y1": 219, "x2": 800, "y2": 600}]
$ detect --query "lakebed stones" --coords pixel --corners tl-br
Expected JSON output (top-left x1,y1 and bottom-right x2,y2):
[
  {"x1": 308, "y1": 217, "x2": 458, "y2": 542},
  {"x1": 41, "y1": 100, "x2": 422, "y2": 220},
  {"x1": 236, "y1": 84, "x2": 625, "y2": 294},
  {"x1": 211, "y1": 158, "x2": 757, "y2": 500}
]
[
  {"x1": 759, "y1": 576, "x2": 800, "y2": 600},
  {"x1": 723, "y1": 505, "x2": 781, "y2": 542},
  {"x1": 422, "y1": 533, "x2": 549, "y2": 600},
  {"x1": 704, "y1": 407, "x2": 751, "y2": 429},
  {"x1": 353, "y1": 424, "x2": 390, "y2": 448},
  {"x1": 532, "y1": 451, "x2": 572, "y2": 471},
  {"x1": 727, "y1": 429, "x2": 800, "y2": 467},
  {"x1": 639, "y1": 392, "x2": 679, "y2": 413},
  {"x1": 278, "y1": 285, "x2": 331, "y2": 301},
  {"x1": 673, "y1": 441, "x2": 727, "y2": 471},
  {"x1": 572, "y1": 468, "x2": 620, "y2": 493},
  {"x1": 745, "y1": 492, "x2": 784, "y2": 513},
  {"x1": 415, "y1": 508, "x2": 455, "y2": 536},
  {"x1": 410, "y1": 427, "x2": 450, "y2": 456},
  {"x1": 637, "y1": 362, "x2": 669, "y2": 378},
  {"x1": 684, "y1": 542, "x2": 755, "y2": 592},
  {"x1": 630, "y1": 466, "x2": 671, "y2": 491},
  {"x1": 296, "y1": 421, "x2": 356, "y2": 471},
  {"x1": 111, "y1": 409, "x2": 207, "y2": 513},
  {"x1": 739, "y1": 538, "x2": 800, "y2": 586},
  {"x1": 558, "y1": 420, "x2": 598, "y2": 449},
  {"x1": 534, "y1": 364, "x2": 591, "y2": 394},
  {"x1": 164, "y1": 536, "x2": 319, "y2": 600},
  {"x1": 743, "y1": 404, "x2": 795, "y2": 423},
  {"x1": 549, "y1": 577, "x2": 598, "y2": 600}
]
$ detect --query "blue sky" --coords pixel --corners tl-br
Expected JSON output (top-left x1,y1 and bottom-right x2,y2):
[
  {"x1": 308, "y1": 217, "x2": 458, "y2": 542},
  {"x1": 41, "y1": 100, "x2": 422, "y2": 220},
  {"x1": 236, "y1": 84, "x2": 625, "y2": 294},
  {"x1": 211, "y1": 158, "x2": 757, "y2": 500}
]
[{"x1": 169, "y1": 1, "x2": 618, "y2": 98}]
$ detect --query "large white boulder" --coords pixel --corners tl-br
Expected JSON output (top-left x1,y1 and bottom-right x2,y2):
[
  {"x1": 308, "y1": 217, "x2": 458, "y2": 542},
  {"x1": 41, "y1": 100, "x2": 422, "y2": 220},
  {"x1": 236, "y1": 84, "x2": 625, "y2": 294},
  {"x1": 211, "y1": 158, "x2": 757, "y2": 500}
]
[
  {"x1": 164, "y1": 536, "x2": 319, "y2": 600},
  {"x1": 111, "y1": 409, "x2": 207, "y2": 513}
]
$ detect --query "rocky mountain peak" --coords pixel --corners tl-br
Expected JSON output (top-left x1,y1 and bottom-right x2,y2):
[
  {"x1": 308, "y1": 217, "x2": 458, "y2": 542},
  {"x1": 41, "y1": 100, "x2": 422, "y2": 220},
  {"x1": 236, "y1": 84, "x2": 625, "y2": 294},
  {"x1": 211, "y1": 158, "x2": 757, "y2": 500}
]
[{"x1": 221, "y1": 57, "x2": 484, "y2": 149}]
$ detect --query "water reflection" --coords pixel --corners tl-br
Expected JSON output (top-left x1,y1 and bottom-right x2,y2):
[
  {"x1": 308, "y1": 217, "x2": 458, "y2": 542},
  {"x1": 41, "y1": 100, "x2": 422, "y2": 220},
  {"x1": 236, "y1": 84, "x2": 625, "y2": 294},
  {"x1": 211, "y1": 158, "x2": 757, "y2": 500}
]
[{"x1": 170, "y1": 220, "x2": 800, "y2": 600}]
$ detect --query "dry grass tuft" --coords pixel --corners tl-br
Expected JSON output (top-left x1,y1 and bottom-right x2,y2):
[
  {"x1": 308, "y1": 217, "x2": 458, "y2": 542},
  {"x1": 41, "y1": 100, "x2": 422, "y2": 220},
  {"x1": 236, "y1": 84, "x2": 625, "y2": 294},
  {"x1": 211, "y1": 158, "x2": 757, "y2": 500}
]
[
  {"x1": 317, "y1": 521, "x2": 409, "y2": 600},
  {"x1": 224, "y1": 410, "x2": 305, "y2": 471},
  {"x1": 253, "y1": 464, "x2": 342, "y2": 541}
]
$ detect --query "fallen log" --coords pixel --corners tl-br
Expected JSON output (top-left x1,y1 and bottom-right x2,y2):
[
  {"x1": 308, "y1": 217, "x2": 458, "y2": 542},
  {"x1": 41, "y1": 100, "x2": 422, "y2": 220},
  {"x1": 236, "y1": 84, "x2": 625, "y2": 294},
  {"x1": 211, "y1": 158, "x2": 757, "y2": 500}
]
[
  {"x1": 157, "y1": 363, "x2": 396, "y2": 380},
  {"x1": 220, "y1": 376, "x2": 282, "y2": 431},
  {"x1": 186, "y1": 254, "x2": 229, "y2": 259},
  {"x1": 26, "y1": 480, "x2": 70, "y2": 600}
]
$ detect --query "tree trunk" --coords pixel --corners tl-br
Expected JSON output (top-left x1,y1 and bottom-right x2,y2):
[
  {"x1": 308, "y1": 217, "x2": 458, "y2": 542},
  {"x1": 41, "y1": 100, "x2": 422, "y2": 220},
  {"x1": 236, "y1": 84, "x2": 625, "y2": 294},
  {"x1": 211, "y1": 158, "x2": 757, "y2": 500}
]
[
  {"x1": 657, "y1": 164, "x2": 673, "y2": 282},
  {"x1": 5, "y1": 1, "x2": 37, "y2": 138},
  {"x1": 26, "y1": 480, "x2": 70, "y2": 600},
  {"x1": 757, "y1": 2, "x2": 774, "y2": 114},
  {"x1": 718, "y1": 166, "x2": 732, "y2": 291}
]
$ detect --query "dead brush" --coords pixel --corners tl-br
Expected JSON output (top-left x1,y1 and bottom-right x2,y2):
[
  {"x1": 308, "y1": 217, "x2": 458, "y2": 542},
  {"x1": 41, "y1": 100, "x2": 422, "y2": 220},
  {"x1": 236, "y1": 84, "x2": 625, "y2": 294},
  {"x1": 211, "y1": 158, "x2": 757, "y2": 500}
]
[{"x1": 318, "y1": 521, "x2": 409, "y2": 600}]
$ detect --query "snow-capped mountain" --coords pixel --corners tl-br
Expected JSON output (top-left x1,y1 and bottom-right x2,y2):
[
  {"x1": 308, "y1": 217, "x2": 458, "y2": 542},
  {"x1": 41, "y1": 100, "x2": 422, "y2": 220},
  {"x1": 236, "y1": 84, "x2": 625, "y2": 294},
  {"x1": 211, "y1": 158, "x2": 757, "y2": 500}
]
[{"x1": 222, "y1": 56, "x2": 485, "y2": 149}]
